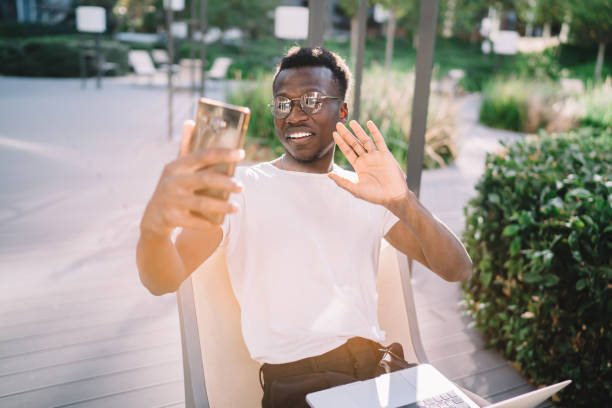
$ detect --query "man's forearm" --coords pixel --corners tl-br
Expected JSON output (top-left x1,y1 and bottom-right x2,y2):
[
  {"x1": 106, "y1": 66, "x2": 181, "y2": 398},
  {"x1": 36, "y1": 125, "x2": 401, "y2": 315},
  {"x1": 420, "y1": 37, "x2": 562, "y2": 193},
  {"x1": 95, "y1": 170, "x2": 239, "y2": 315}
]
[
  {"x1": 136, "y1": 229, "x2": 186, "y2": 295},
  {"x1": 386, "y1": 193, "x2": 472, "y2": 281}
]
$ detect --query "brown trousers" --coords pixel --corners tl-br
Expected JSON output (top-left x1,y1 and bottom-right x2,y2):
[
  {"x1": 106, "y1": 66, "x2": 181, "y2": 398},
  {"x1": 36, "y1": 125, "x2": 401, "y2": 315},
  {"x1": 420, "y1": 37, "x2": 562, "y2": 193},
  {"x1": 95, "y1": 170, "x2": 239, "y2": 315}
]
[{"x1": 259, "y1": 337, "x2": 413, "y2": 408}]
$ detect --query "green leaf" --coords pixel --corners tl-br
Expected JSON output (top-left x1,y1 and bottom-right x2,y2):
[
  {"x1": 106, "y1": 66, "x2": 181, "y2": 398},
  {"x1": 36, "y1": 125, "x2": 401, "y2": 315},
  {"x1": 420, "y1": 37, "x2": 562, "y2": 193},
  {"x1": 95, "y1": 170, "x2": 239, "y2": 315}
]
[
  {"x1": 510, "y1": 237, "x2": 521, "y2": 256},
  {"x1": 576, "y1": 279, "x2": 586, "y2": 291},
  {"x1": 547, "y1": 197, "x2": 564, "y2": 209},
  {"x1": 503, "y1": 225, "x2": 520, "y2": 237},
  {"x1": 522, "y1": 272, "x2": 542, "y2": 283},
  {"x1": 566, "y1": 188, "x2": 592, "y2": 199},
  {"x1": 488, "y1": 193, "x2": 501, "y2": 205},
  {"x1": 542, "y1": 274, "x2": 560, "y2": 287},
  {"x1": 480, "y1": 271, "x2": 493, "y2": 287}
]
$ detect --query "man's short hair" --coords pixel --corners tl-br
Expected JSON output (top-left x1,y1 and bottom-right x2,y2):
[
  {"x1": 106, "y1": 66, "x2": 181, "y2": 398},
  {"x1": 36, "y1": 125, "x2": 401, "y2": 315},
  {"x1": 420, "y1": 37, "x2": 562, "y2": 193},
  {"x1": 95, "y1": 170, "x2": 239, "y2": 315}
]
[{"x1": 273, "y1": 46, "x2": 352, "y2": 101}]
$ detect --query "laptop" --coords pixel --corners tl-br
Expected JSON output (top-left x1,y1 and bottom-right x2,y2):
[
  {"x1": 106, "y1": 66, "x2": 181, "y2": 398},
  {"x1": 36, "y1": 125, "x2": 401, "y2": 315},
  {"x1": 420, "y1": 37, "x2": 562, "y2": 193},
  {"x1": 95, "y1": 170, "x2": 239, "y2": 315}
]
[{"x1": 306, "y1": 364, "x2": 571, "y2": 408}]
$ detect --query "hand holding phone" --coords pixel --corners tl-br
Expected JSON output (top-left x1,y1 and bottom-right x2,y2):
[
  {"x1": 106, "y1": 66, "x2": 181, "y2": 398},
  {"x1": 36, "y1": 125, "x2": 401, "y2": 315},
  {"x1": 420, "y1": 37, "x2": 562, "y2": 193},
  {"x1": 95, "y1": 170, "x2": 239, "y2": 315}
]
[
  {"x1": 182, "y1": 98, "x2": 250, "y2": 224},
  {"x1": 140, "y1": 98, "x2": 250, "y2": 236}
]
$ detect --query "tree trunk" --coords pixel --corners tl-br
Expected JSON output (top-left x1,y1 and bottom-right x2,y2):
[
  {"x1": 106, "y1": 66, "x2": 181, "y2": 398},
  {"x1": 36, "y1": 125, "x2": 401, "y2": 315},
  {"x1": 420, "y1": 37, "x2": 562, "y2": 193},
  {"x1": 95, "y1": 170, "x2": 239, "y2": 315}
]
[
  {"x1": 543, "y1": 23, "x2": 551, "y2": 38},
  {"x1": 595, "y1": 42, "x2": 606, "y2": 81},
  {"x1": 384, "y1": 11, "x2": 396, "y2": 71},
  {"x1": 350, "y1": 16, "x2": 358, "y2": 66}
]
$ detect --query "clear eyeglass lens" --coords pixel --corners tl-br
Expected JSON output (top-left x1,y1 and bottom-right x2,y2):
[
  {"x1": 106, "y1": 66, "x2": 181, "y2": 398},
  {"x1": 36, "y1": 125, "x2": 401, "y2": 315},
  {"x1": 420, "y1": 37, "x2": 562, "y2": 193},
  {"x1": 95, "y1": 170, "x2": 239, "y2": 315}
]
[
  {"x1": 276, "y1": 98, "x2": 291, "y2": 113},
  {"x1": 302, "y1": 92, "x2": 322, "y2": 112}
]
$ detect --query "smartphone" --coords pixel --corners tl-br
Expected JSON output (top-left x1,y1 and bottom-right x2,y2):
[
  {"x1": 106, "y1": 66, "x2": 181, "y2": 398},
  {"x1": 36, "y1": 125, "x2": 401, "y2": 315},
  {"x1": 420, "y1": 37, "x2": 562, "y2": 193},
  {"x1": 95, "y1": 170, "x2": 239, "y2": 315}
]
[{"x1": 184, "y1": 97, "x2": 250, "y2": 224}]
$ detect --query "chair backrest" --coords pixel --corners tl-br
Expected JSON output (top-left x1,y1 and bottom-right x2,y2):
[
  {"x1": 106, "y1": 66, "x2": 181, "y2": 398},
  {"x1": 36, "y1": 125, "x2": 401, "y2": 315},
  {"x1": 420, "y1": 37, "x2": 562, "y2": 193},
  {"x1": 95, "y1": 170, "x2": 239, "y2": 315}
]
[
  {"x1": 128, "y1": 50, "x2": 156, "y2": 75},
  {"x1": 177, "y1": 59, "x2": 203, "y2": 86},
  {"x1": 152, "y1": 49, "x2": 169, "y2": 65},
  {"x1": 177, "y1": 241, "x2": 428, "y2": 408},
  {"x1": 208, "y1": 57, "x2": 232, "y2": 80}
]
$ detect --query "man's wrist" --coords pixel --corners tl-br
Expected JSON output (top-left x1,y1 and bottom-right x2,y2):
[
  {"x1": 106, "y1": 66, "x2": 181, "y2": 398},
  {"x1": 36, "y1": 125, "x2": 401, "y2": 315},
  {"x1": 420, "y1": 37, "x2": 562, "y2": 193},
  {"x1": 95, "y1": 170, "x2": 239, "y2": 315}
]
[
  {"x1": 384, "y1": 190, "x2": 417, "y2": 218},
  {"x1": 139, "y1": 223, "x2": 173, "y2": 244}
]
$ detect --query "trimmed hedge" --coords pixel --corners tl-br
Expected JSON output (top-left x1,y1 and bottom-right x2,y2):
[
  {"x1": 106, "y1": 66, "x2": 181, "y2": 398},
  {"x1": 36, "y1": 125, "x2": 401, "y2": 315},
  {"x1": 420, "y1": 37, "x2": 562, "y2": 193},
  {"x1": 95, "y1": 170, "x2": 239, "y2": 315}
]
[
  {"x1": 462, "y1": 128, "x2": 612, "y2": 407},
  {"x1": 0, "y1": 22, "x2": 76, "y2": 37},
  {"x1": 0, "y1": 36, "x2": 129, "y2": 77}
]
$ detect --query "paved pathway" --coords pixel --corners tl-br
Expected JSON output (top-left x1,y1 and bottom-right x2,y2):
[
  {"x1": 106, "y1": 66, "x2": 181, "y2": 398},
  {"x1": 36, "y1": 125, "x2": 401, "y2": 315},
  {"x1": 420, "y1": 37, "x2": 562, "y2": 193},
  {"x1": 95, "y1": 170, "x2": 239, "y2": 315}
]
[
  {"x1": 0, "y1": 76, "x2": 535, "y2": 407},
  {"x1": 412, "y1": 94, "x2": 536, "y2": 403}
]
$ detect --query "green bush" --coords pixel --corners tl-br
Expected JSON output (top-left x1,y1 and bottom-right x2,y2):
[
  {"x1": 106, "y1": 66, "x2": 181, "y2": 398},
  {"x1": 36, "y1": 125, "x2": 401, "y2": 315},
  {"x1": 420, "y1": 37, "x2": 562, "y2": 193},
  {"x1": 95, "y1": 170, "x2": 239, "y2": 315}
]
[
  {"x1": 579, "y1": 82, "x2": 612, "y2": 130},
  {"x1": 462, "y1": 128, "x2": 612, "y2": 407},
  {"x1": 479, "y1": 77, "x2": 561, "y2": 132},
  {"x1": 0, "y1": 22, "x2": 76, "y2": 37},
  {"x1": 480, "y1": 77, "x2": 612, "y2": 133},
  {"x1": 0, "y1": 36, "x2": 129, "y2": 77}
]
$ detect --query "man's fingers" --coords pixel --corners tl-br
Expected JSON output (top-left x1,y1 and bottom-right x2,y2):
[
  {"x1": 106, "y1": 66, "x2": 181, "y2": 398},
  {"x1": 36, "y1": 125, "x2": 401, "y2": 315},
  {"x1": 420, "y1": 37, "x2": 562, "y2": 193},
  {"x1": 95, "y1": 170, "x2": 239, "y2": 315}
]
[
  {"x1": 336, "y1": 122, "x2": 366, "y2": 156},
  {"x1": 164, "y1": 208, "x2": 219, "y2": 230},
  {"x1": 167, "y1": 148, "x2": 245, "y2": 175},
  {"x1": 178, "y1": 120, "x2": 196, "y2": 157},
  {"x1": 349, "y1": 120, "x2": 376, "y2": 152},
  {"x1": 178, "y1": 170, "x2": 243, "y2": 193},
  {"x1": 328, "y1": 173, "x2": 358, "y2": 195},
  {"x1": 332, "y1": 131, "x2": 358, "y2": 166},
  {"x1": 366, "y1": 120, "x2": 390, "y2": 152},
  {"x1": 176, "y1": 193, "x2": 239, "y2": 216}
]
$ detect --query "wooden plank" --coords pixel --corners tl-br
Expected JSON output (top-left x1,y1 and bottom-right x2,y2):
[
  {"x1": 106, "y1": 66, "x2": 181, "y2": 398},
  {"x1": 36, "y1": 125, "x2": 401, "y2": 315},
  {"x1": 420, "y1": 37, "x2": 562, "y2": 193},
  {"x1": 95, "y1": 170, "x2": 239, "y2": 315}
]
[
  {"x1": 0, "y1": 328, "x2": 179, "y2": 375},
  {"x1": 0, "y1": 315, "x2": 177, "y2": 358},
  {"x1": 419, "y1": 313, "x2": 474, "y2": 339},
  {"x1": 454, "y1": 364, "x2": 528, "y2": 400},
  {"x1": 423, "y1": 329, "x2": 486, "y2": 362},
  {"x1": 486, "y1": 383, "x2": 535, "y2": 403},
  {"x1": 0, "y1": 297, "x2": 177, "y2": 342},
  {"x1": 0, "y1": 344, "x2": 180, "y2": 396},
  {"x1": 0, "y1": 288, "x2": 141, "y2": 321},
  {"x1": 57, "y1": 381, "x2": 183, "y2": 408},
  {"x1": 0, "y1": 283, "x2": 142, "y2": 313},
  {"x1": 432, "y1": 348, "x2": 508, "y2": 381},
  {"x1": 0, "y1": 361, "x2": 182, "y2": 407}
]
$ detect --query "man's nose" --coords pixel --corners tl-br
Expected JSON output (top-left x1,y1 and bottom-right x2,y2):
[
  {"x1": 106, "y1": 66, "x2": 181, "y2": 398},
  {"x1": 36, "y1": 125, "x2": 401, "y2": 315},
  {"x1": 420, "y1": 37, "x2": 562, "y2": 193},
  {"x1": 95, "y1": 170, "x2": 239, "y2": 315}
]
[{"x1": 286, "y1": 101, "x2": 308, "y2": 124}]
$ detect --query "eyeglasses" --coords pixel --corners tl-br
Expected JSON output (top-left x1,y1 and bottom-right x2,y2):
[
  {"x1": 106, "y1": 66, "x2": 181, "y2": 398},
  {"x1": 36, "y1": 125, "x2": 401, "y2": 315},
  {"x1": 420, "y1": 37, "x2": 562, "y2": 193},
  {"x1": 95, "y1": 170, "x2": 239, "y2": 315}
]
[{"x1": 268, "y1": 91, "x2": 342, "y2": 119}]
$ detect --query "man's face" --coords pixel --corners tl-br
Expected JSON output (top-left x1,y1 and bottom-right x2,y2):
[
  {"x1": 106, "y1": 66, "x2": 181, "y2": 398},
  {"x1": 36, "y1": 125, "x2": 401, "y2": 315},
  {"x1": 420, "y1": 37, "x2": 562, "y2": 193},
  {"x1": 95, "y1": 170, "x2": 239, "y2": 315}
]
[{"x1": 273, "y1": 66, "x2": 348, "y2": 164}]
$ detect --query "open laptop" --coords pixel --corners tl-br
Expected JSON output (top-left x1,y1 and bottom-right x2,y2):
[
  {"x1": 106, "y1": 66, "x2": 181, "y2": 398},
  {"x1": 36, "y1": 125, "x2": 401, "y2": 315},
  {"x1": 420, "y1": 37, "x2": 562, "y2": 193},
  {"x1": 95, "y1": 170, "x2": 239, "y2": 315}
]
[{"x1": 306, "y1": 364, "x2": 571, "y2": 408}]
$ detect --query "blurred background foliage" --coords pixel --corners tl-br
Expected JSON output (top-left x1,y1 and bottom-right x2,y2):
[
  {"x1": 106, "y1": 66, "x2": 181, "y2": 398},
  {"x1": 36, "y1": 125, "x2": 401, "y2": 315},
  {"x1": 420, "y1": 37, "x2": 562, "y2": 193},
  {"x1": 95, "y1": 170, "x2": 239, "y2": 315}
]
[{"x1": 228, "y1": 68, "x2": 458, "y2": 170}]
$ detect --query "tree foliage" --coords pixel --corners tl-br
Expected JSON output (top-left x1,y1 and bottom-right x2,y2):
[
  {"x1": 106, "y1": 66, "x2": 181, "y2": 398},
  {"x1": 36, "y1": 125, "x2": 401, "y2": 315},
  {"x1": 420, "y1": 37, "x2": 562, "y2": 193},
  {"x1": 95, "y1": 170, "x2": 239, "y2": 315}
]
[{"x1": 566, "y1": 0, "x2": 612, "y2": 47}]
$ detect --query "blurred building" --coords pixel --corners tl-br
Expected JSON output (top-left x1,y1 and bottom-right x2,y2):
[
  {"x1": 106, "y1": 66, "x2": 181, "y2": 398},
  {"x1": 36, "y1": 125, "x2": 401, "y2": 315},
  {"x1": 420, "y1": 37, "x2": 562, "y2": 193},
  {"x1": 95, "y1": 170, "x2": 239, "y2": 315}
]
[{"x1": 1, "y1": 0, "x2": 71, "y2": 23}]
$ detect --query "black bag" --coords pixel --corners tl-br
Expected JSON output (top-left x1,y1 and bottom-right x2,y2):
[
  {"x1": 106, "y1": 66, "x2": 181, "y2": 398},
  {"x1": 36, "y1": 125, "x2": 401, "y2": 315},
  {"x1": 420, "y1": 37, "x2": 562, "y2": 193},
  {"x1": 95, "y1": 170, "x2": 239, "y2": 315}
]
[
  {"x1": 262, "y1": 342, "x2": 415, "y2": 408},
  {"x1": 375, "y1": 342, "x2": 415, "y2": 375}
]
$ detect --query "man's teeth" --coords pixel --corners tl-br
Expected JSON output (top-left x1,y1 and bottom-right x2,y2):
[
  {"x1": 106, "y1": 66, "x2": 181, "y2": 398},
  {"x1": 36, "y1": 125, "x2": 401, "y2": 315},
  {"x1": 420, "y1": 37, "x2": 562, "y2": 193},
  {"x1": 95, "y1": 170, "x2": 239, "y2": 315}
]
[{"x1": 288, "y1": 132, "x2": 312, "y2": 139}]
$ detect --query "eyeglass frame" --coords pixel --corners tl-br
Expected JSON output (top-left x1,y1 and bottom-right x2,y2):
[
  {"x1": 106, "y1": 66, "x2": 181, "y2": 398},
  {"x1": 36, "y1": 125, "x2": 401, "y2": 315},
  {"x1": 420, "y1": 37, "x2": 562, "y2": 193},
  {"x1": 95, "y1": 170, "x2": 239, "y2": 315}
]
[{"x1": 267, "y1": 91, "x2": 343, "y2": 119}]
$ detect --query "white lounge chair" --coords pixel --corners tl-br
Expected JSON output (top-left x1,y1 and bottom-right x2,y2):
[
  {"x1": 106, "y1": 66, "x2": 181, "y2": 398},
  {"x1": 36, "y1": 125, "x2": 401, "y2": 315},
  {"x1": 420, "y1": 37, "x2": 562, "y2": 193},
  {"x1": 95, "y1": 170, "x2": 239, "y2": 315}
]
[
  {"x1": 128, "y1": 50, "x2": 172, "y2": 85},
  {"x1": 176, "y1": 57, "x2": 233, "y2": 89},
  {"x1": 177, "y1": 240, "x2": 428, "y2": 407}
]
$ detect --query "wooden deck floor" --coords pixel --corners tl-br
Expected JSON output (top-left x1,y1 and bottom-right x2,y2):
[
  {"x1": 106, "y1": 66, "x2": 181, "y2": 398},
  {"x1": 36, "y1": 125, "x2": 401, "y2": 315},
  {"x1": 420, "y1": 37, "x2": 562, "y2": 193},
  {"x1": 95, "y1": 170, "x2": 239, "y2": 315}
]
[{"x1": 1, "y1": 78, "x2": 544, "y2": 407}]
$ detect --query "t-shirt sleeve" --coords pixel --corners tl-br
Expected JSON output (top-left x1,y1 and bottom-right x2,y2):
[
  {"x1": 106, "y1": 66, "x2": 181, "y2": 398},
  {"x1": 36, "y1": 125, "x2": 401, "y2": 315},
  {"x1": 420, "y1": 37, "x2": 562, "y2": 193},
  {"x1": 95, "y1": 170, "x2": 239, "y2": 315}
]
[
  {"x1": 221, "y1": 189, "x2": 245, "y2": 252},
  {"x1": 381, "y1": 207, "x2": 400, "y2": 237}
]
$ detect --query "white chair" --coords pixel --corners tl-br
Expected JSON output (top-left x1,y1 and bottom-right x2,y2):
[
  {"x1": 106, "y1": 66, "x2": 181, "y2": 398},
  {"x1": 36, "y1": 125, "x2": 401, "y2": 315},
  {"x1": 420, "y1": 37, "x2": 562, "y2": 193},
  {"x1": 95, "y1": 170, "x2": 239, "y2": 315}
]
[
  {"x1": 177, "y1": 240, "x2": 428, "y2": 407},
  {"x1": 176, "y1": 57, "x2": 233, "y2": 89},
  {"x1": 128, "y1": 50, "x2": 177, "y2": 85},
  {"x1": 128, "y1": 50, "x2": 160, "y2": 85}
]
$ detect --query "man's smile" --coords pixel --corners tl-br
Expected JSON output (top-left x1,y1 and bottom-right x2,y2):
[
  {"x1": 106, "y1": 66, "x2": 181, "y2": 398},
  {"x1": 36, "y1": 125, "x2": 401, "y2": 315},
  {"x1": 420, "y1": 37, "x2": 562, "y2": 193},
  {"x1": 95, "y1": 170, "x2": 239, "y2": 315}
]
[{"x1": 286, "y1": 127, "x2": 315, "y2": 143}]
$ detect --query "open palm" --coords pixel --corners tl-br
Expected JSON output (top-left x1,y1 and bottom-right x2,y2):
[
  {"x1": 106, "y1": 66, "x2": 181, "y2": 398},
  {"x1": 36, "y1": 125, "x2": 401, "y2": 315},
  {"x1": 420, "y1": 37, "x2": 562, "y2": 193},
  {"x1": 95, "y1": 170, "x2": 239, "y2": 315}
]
[{"x1": 329, "y1": 120, "x2": 409, "y2": 207}]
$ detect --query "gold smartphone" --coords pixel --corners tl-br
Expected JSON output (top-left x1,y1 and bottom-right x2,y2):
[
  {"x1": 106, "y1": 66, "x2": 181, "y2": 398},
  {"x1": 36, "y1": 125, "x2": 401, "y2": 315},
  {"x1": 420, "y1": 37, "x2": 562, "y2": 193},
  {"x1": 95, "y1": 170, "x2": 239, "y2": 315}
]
[{"x1": 185, "y1": 97, "x2": 250, "y2": 224}]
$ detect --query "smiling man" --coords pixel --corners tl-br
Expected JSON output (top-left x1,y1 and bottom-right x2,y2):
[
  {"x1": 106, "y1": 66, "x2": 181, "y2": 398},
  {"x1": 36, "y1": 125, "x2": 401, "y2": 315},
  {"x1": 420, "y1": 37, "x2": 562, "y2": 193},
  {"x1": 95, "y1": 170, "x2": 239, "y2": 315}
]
[{"x1": 137, "y1": 47, "x2": 473, "y2": 408}]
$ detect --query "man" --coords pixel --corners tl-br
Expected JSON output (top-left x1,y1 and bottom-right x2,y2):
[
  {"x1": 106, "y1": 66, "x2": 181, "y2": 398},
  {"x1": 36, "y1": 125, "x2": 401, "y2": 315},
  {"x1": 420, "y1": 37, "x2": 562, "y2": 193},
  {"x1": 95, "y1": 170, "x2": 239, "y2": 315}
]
[{"x1": 137, "y1": 47, "x2": 473, "y2": 407}]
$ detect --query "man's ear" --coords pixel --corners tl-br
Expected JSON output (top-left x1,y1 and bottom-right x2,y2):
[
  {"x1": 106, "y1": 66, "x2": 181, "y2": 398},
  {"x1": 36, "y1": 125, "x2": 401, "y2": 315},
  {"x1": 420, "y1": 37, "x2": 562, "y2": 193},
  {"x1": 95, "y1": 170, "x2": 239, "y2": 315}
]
[{"x1": 339, "y1": 102, "x2": 349, "y2": 124}]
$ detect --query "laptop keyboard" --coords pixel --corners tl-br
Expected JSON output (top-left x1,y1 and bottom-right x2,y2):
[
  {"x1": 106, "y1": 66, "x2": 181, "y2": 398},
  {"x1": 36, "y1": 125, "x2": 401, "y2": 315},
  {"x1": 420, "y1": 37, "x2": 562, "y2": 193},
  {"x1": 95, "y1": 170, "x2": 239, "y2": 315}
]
[{"x1": 397, "y1": 390, "x2": 469, "y2": 408}]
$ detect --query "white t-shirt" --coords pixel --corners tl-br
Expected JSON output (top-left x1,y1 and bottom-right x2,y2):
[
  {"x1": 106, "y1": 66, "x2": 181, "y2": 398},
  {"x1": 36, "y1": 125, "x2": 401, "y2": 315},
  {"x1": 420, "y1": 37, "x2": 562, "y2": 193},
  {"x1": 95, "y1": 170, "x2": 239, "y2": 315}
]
[{"x1": 221, "y1": 161, "x2": 400, "y2": 364}]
